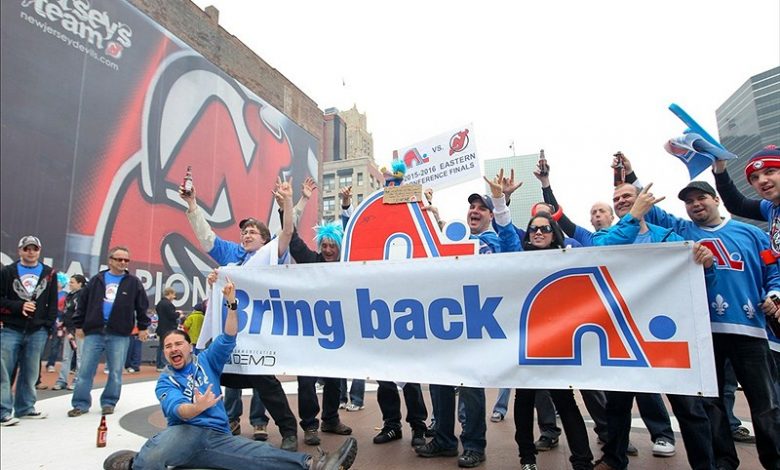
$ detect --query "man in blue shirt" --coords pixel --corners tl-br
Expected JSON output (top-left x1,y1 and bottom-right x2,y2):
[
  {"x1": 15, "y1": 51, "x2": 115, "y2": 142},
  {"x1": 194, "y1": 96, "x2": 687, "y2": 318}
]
[
  {"x1": 0, "y1": 235, "x2": 59, "y2": 425},
  {"x1": 102, "y1": 279, "x2": 358, "y2": 470},
  {"x1": 69, "y1": 246, "x2": 150, "y2": 418}
]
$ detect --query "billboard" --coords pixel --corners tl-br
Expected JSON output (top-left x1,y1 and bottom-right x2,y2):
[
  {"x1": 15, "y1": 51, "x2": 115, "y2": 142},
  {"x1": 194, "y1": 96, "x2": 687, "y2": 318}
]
[{"x1": 1, "y1": 0, "x2": 320, "y2": 307}]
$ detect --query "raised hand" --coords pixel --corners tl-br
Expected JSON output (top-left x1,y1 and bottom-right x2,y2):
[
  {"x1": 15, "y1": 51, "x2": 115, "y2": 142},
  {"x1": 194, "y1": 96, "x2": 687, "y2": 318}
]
[
  {"x1": 339, "y1": 185, "x2": 352, "y2": 206},
  {"x1": 612, "y1": 152, "x2": 633, "y2": 174},
  {"x1": 301, "y1": 176, "x2": 317, "y2": 199},
  {"x1": 483, "y1": 169, "x2": 506, "y2": 198},
  {"x1": 222, "y1": 277, "x2": 235, "y2": 303},
  {"x1": 178, "y1": 184, "x2": 197, "y2": 212},
  {"x1": 629, "y1": 182, "x2": 665, "y2": 220},
  {"x1": 193, "y1": 384, "x2": 222, "y2": 412},
  {"x1": 499, "y1": 168, "x2": 523, "y2": 199}
]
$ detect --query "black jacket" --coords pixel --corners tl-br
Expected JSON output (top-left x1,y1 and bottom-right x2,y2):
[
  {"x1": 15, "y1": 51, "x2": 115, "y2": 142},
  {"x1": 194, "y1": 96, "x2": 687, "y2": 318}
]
[
  {"x1": 0, "y1": 261, "x2": 58, "y2": 332},
  {"x1": 62, "y1": 288, "x2": 85, "y2": 333},
  {"x1": 155, "y1": 297, "x2": 178, "y2": 336},
  {"x1": 73, "y1": 270, "x2": 150, "y2": 336}
]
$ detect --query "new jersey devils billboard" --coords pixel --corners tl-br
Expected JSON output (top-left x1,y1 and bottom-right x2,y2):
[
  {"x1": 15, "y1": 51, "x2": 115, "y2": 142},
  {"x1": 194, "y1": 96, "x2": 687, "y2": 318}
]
[{"x1": 1, "y1": 0, "x2": 320, "y2": 307}]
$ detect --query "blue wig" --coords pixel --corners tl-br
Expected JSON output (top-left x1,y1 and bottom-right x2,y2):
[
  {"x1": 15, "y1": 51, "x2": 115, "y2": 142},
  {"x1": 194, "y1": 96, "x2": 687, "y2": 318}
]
[
  {"x1": 391, "y1": 159, "x2": 406, "y2": 175},
  {"x1": 314, "y1": 222, "x2": 344, "y2": 249},
  {"x1": 56, "y1": 272, "x2": 69, "y2": 287}
]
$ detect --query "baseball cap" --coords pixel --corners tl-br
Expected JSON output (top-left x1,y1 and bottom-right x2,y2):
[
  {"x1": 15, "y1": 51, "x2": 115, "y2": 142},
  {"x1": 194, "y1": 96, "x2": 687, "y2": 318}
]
[
  {"x1": 239, "y1": 217, "x2": 262, "y2": 230},
  {"x1": 677, "y1": 181, "x2": 717, "y2": 201},
  {"x1": 468, "y1": 194, "x2": 494, "y2": 212},
  {"x1": 18, "y1": 235, "x2": 41, "y2": 249},
  {"x1": 744, "y1": 144, "x2": 780, "y2": 183}
]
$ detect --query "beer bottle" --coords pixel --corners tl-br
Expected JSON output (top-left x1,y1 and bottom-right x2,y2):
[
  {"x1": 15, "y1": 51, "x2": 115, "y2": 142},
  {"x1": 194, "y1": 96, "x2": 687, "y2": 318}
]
[
  {"x1": 538, "y1": 149, "x2": 549, "y2": 176},
  {"x1": 97, "y1": 416, "x2": 107, "y2": 447},
  {"x1": 182, "y1": 165, "x2": 194, "y2": 197},
  {"x1": 613, "y1": 151, "x2": 625, "y2": 187}
]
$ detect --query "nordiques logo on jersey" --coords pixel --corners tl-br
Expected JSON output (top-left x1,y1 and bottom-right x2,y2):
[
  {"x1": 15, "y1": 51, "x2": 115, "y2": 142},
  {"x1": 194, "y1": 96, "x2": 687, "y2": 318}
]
[{"x1": 519, "y1": 266, "x2": 690, "y2": 369}]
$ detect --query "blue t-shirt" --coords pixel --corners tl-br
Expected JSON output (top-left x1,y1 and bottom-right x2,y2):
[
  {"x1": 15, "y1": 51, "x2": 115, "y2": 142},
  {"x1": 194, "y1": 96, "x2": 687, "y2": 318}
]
[
  {"x1": 17, "y1": 263, "x2": 43, "y2": 296},
  {"x1": 102, "y1": 272, "x2": 126, "y2": 323}
]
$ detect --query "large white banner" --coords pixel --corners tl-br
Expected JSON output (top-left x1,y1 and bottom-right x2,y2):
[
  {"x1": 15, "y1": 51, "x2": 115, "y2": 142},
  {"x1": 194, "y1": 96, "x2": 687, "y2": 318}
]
[
  {"x1": 393, "y1": 123, "x2": 480, "y2": 190},
  {"x1": 202, "y1": 242, "x2": 718, "y2": 396}
]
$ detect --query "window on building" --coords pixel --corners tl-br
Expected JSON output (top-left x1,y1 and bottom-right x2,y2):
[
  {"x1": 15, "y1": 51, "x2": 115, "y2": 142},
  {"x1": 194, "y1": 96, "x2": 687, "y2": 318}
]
[
  {"x1": 323, "y1": 174, "x2": 335, "y2": 192},
  {"x1": 339, "y1": 175, "x2": 352, "y2": 188},
  {"x1": 323, "y1": 197, "x2": 335, "y2": 213},
  {"x1": 357, "y1": 194, "x2": 364, "y2": 203},
  {"x1": 357, "y1": 172, "x2": 364, "y2": 186}
]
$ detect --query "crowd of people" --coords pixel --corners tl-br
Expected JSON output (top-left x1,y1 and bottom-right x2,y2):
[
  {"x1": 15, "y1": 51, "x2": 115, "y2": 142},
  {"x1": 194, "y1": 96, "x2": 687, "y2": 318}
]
[{"x1": 1, "y1": 145, "x2": 780, "y2": 470}]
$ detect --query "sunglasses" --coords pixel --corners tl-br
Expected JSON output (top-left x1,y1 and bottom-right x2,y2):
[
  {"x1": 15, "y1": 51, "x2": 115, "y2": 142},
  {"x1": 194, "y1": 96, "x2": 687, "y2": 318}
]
[
  {"x1": 529, "y1": 225, "x2": 554, "y2": 234},
  {"x1": 22, "y1": 246, "x2": 40, "y2": 252},
  {"x1": 110, "y1": 256, "x2": 130, "y2": 263}
]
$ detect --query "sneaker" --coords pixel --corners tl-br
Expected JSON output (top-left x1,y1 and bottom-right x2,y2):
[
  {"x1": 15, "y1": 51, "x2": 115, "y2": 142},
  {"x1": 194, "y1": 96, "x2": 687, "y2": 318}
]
[
  {"x1": 344, "y1": 402, "x2": 364, "y2": 412},
  {"x1": 101, "y1": 406, "x2": 115, "y2": 416},
  {"x1": 103, "y1": 450, "x2": 137, "y2": 470},
  {"x1": 253, "y1": 424, "x2": 269, "y2": 441},
  {"x1": 66, "y1": 384, "x2": 75, "y2": 391},
  {"x1": 229, "y1": 419, "x2": 241, "y2": 436},
  {"x1": 20, "y1": 411, "x2": 47, "y2": 419},
  {"x1": 69, "y1": 369, "x2": 76, "y2": 375},
  {"x1": 281, "y1": 435, "x2": 298, "y2": 452},
  {"x1": 125, "y1": 367, "x2": 137, "y2": 374},
  {"x1": 373, "y1": 427, "x2": 402, "y2": 444},
  {"x1": 46, "y1": 365, "x2": 56, "y2": 373},
  {"x1": 52, "y1": 383, "x2": 65, "y2": 391},
  {"x1": 489, "y1": 411, "x2": 504, "y2": 423},
  {"x1": 1, "y1": 416, "x2": 20, "y2": 426},
  {"x1": 339, "y1": 402, "x2": 347, "y2": 409},
  {"x1": 626, "y1": 441, "x2": 639, "y2": 456},
  {"x1": 155, "y1": 367, "x2": 165, "y2": 372},
  {"x1": 67, "y1": 408, "x2": 87, "y2": 417},
  {"x1": 411, "y1": 428, "x2": 426, "y2": 447},
  {"x1": 35, "y1": 383, "x2": 48, "y2": 390},
  {"x1": 652, "y1": 438, "x2": 676, "y2": 457},
  {"x1": 521, "y1": 465, "x2": 539, "y2": 470},
  {"x1": 534, "y1": 435, "x2": 559, "y2": 451},
  {"x1": 732, "y1": 426, "x2": 756, "y2": 443},
  {"x1": 415, "y1": 440, "x2": 459, "y2": 458},
  {"x1": 311, "y1": 436, "x2": 358, "y2": 470},
  {"x1": 103, "y1": 368, "x2": 109, "y2": 374},
  {"x1": 458, "y1": 450, "x2": 486, "y2": 468},
  {"x1": 424, "y1": 423, "x2": 436, "y2": 437},
  {"x1": 321, "y1": 421, "x2": 352, "y2": 435},
  {"x1": 304, "y1": 428, "x2": 321, "y2": 446}
]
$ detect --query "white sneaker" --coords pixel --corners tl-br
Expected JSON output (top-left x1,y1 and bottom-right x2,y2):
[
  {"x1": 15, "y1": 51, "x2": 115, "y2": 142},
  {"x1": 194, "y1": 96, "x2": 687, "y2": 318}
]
[
  {"x1": 1, "y1": 416, "x2": 20, "y2": 426},
  {"x1": 652, "y1": 439, "x2": 676, "y2": 457},
  {"x1": 20, "y1": 411, "x2": 48, "y2": 420},
  {"x1": 46, "y1": 365, "x2": 56, "y2": 373},
  {"x1": 344, "y1": 403, "x2": 364, "y2": 412}
]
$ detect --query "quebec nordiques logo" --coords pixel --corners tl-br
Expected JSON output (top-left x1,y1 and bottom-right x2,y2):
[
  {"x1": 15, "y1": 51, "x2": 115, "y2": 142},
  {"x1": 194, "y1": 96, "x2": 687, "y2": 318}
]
[{"x1": 519, "y1": 267, "x2": 690, "y2": 369}]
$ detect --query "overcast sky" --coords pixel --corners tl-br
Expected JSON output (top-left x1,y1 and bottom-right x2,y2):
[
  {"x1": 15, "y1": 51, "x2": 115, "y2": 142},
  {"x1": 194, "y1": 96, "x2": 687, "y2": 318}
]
[{"x1": 191, "y1": 0, "x2": 779, "y2": 227}]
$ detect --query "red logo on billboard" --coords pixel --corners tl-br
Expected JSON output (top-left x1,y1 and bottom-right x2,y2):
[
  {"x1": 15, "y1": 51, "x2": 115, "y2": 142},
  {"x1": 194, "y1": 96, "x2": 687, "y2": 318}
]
[
  {"x1": 449, "y1": 129, "x2": 469, "y2": 156},
  {"x1": 105, "y1": 42, "x2": 123, "y2": 59}
]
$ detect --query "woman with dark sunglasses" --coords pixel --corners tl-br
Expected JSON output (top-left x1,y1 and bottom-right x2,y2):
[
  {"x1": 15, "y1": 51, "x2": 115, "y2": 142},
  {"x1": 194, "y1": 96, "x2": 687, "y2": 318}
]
[{"x1": 513, "y1": 212, "x2": 594, "y2": 470}]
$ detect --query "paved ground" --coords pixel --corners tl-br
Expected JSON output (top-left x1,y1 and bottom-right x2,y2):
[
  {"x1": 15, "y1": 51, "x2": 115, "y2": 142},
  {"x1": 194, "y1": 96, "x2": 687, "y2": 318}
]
[{"x1": 0, "y1": 363, "x2": 761, "y2": 469}]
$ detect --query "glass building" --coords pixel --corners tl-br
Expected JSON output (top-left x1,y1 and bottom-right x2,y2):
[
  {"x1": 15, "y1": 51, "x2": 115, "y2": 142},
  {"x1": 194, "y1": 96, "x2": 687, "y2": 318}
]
[
  {"x1": 483, "y1": 153, "x2": 543, "y2": 226},
  {"x1": 716, "y1": 66, "x2": 780, "y2": 229}
]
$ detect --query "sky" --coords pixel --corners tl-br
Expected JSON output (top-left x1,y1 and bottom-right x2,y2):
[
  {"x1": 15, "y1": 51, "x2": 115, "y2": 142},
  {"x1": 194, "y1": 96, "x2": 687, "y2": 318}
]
[{"x1": 191, "y1": 0, "x2": 779, "y2": 227}]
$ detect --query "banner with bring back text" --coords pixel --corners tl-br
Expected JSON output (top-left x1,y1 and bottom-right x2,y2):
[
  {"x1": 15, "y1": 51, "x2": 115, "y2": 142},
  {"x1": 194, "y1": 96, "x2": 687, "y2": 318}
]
[{"x1": 202, "y1": 242, "x2": 718, "y2": 396}]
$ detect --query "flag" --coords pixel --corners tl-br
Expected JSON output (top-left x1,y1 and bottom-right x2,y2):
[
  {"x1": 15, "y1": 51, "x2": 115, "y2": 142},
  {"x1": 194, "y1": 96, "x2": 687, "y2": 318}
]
[{"x1": 664, "y1": 133, "x2": 736, "y2": 179}]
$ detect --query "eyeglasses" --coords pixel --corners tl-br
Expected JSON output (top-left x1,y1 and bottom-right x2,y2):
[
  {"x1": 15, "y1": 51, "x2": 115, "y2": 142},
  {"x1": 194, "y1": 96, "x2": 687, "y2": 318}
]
[
  {"x1": 22, "y1": 246, "x2": 40, "y2": 252},
  {"x1": 110, "y1": 256, "x2": 130, "y2": 263},
  {"x1": 529, "y1": 225, "x2": 554, "y2": 234}
]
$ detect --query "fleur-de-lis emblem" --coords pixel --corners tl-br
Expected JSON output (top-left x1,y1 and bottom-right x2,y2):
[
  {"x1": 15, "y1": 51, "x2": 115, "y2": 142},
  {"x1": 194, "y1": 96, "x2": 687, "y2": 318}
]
[
  {"x1": 711, "y1": 294, "x2": 729, "y2": 315},
  {"x1": 742, "y1": 299, "x2": 756, "y2": 319}
]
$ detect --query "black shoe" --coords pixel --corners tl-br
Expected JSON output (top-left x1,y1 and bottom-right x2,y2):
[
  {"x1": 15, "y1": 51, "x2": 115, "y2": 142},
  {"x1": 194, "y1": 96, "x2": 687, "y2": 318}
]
[
  {"x1": 626, "y1": 441, "x2": 639, "y2": 456},
  {"x1": 411, "y1": 428, "x2": 426, "y2": 447},
  {"x1": 321, "y1": 421, "x2": 352, "y2": 435},
  {"x1": 103, "y1": 450, "x2": 137, "y2": 470},
  {"x1": 732, "y1": 426, "x2": 756, "y2": 444},
  {"x1": 311, "y1": 437, "x2": 358, "y2": 470},
  {"x1": 415, "y1": 440, "x2": 459, "y2": 458},
  {"x1": 534, "y1": 435, "x2": 559, "y2": 451},
  {"x1": 304, "y1": 428, "x2": 321, "y2": 446},
  {"x1": 425, "y1": 422, "x2": 436, "y2": 437},
  {"x1": 281, "y1": 435, "x2": 298, "y2": 452},
  {"x1": 229, "y1": 419, "x2": 241, "y2": 436},
  {"x1": 373, "y1": 427, "x2": 402, "y2": 444},
  {"x1": 458, "y1": 450, "x2": 486, "y2": 468}
]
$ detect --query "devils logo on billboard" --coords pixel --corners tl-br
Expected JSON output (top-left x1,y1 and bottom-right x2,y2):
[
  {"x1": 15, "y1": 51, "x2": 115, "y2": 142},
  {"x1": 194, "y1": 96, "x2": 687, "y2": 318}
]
[{"x1": 83, "y1": 53, "x2": 318, "y2": 298}]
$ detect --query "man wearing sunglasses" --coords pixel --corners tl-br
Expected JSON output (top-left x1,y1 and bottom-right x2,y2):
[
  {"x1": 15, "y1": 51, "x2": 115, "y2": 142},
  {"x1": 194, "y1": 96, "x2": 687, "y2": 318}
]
[
  {"x1": 68, "y1": 246, "x2": 150, "y2": 418},
  {"x1": 0, "y1": 235, "x2": 59, "y2": 426}
]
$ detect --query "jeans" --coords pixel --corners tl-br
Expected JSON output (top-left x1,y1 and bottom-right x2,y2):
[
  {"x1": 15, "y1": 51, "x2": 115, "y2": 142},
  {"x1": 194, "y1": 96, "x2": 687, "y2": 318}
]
[
  {"x1": 55, "y1": 335, "x2": 79, "y2": 388},
  {"x1": 580, "y1": 389, "x2": 609, "y2": 441},
  {"x1": 133, "y1": 424, "x2": 309, "y2": 470},
  {"x1": 45, "y1": 333, "x2": 62, "y2": 367},
  {"x1": 709, "y1": 334, "x2": 780, "y2": 470},
  {"x1": 602, "y1": 391, "x2": 715, "y2": 470},
  {"x1": 535, "y1": 390, "x2": 562, "y2": 439},
  {"x1": 514, "y1": 389, "x2": 593, "y2": 469},
  {"x1": 492, "y1": 388, "x2": 510, "y2": 416},
  {"x1": 721, "y1": 359, "x2": 742, "y2": 431},
  {"x1": 0, "y1": 327, "x2": 48, "y2": 418},
  {"x1": 635, "y1": 392, "x2": 675, "y2": 443},
  {"x1": 71, "y1": 332, "x2": 130, "y2": 411},
  {"x1": 225, "y1": 387, "x2": 269, "y2": 426},
  {"x1": 430, "y1": 385, "x2": 486, "y2": 452},
  {"x1": 124, "y1": 336, "x2": 142, "y2": 370},
  {"x1": 297, "y1": 376, "x2": 341, "y2": 430},
  {"x1": 339, "y1": 378, "x2": 365, "y2": 406},
  {"x1": 376, "y1": 381, "x2": 428, "y2": 431},
  {"x1": 155, "y1": 336, "x2": 167, "y2": 369}
]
